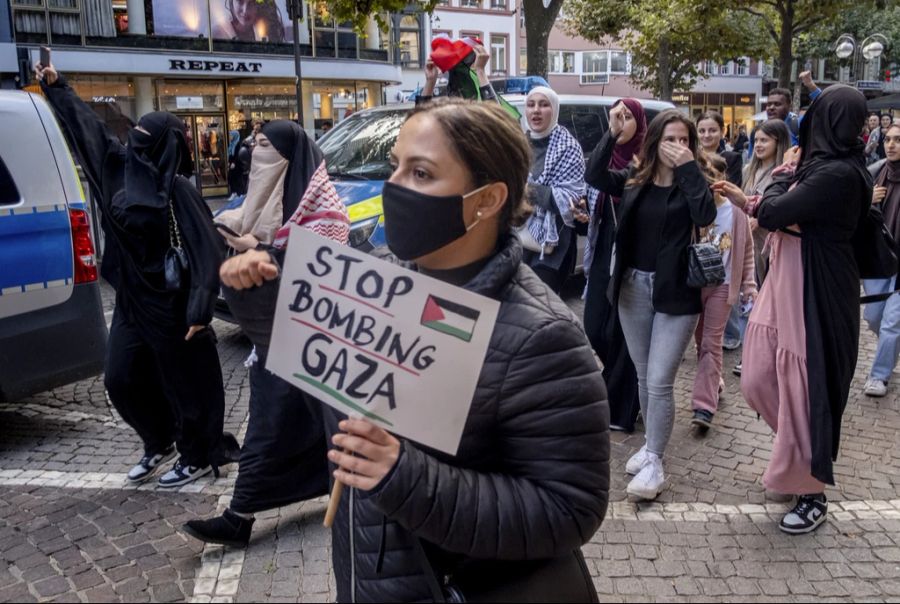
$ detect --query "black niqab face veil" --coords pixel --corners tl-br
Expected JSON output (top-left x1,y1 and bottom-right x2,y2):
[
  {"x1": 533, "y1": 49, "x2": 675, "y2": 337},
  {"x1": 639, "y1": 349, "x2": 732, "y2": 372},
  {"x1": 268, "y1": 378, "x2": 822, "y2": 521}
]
[
  {"x1": 797, "y1": 84, "x2": 870, "y2": 185},
  {"x1": 125, "y1": 112, "x2": 193, "y2": 208},
  {"x1": 260, "y1": 120, "x2": 324, "y2": 223}
]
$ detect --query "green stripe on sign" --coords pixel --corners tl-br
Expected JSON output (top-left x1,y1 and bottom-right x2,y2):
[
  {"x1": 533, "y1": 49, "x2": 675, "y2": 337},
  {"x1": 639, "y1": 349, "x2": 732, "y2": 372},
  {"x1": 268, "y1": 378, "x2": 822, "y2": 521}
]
[
  {"x1": 423, "y1": 321, "x2": 474, "y2": 342},
  {"x1": 293, "y1": 374, "x2": 394, "y2": 426}
]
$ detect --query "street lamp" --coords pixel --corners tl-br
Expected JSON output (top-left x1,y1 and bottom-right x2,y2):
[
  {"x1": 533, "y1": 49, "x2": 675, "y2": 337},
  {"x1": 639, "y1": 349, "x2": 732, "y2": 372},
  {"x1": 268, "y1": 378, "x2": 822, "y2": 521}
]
[{"x1": 832, "y1": 33, "x2": 890, "y2": 83}]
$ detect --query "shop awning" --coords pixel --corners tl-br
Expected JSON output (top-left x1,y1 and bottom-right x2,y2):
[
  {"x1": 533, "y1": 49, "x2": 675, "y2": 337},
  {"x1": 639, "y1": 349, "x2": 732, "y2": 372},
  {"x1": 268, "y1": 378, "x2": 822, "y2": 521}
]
[{"x1": 868, "y1": 93, "x2": 900, "y2": 110}]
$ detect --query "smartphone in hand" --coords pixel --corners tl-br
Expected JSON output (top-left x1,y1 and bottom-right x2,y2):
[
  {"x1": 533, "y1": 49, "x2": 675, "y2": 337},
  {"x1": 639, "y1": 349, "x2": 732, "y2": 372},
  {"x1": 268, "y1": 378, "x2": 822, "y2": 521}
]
[
  {"x1": 214, "y1": 222, "x2": 240, "y2": 238},
  {"x1": 40, "y1": 46, "x2": 51, "y2": 69}
]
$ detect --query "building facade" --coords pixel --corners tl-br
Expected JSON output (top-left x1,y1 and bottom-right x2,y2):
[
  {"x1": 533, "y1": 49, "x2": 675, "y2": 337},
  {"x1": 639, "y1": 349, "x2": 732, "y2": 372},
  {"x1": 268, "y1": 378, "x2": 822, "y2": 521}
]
[
  {"x1": 515, "y1": 4, "x2": 764, "y2": 139},
  {"x1": 386, "y1": 0, "x2": 517, "y2": 103},
  {"x1": 4, "y1": 0, "x2": 402, "y2": 197}
]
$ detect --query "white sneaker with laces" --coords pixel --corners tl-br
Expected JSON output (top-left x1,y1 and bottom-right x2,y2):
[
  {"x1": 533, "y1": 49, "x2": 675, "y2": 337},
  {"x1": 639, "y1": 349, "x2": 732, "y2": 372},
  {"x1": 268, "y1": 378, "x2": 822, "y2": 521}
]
[
  {"x1": 625, "y1": 445, "x2": 650, "y2": 476},
  {"x1": 864, "y1": 378, "x2": 887, "y2": 397},
  {"x1": 626, "y1": 453, "x2": 665, "y2": 500}
]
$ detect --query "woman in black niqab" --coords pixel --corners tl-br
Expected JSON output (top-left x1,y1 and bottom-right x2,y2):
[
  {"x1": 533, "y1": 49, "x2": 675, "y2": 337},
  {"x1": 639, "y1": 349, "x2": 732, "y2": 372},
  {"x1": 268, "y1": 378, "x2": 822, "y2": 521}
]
[
  {"x1": 37, "y1": 66, "x2": 237, "y2": 486},
  {"x1": 739, "y1": 84, "x2": 871, "y2": 535},
  {"x1": 183, "y1": 120, "x2": 350, "y2": 548}
]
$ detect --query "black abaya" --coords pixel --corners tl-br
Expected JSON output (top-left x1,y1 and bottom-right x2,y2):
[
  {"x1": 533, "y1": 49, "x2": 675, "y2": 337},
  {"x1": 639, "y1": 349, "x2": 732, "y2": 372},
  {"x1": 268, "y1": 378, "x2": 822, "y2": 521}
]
[
  {"x1": 756, "y1": 84, "x2": 872, "y2": 485},
  {"x1": 219, "y1": 123, "x2": 332, "y2": 513},
  {"x1": 42, "y1": 74, "x2": 232, "y2": 468},
  {"x1": 583, "y1": 196, "x2": 640, "y2": 432}
]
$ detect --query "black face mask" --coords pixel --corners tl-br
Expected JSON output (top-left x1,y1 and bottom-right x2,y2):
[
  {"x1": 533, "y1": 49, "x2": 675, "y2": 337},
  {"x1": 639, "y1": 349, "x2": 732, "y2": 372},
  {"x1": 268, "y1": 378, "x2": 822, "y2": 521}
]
[{"x1": 382, "y1": 181, "x2": 488, "y2": 261}]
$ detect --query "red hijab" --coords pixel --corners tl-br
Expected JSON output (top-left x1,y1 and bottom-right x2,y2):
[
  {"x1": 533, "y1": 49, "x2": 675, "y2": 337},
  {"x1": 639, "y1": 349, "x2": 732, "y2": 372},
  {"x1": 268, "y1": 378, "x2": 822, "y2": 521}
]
[{"x1": 610, "y1": 98, "x2": 647, "y2": 171}]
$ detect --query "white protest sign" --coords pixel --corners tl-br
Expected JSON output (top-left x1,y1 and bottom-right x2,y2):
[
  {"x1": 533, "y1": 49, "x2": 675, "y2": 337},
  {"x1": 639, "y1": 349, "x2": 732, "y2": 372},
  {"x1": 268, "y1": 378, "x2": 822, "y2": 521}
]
[{"x1": 266, "y1": 226, "x2": 500, "y2": 455}]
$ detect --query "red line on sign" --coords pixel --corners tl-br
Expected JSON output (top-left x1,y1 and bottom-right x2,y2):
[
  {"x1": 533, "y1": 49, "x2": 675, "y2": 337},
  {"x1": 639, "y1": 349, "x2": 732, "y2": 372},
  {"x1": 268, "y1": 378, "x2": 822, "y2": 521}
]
[
  {"x1": 291, "y1": 317, "x2": 420, "y2": 377},
  {"x1": 318, "y1": 284, "x2": 396, "y2": 318}
]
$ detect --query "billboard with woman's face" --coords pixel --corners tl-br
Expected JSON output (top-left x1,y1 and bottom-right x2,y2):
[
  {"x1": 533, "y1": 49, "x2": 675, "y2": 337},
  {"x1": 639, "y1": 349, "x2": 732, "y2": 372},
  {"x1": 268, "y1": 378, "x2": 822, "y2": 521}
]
[{"x1": 152, "y1": 0, "x2": 294, "y2": 42}]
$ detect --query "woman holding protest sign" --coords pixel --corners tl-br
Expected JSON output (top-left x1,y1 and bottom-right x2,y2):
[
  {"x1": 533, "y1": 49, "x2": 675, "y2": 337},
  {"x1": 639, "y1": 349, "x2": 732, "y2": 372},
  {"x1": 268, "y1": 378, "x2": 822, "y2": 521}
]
[
  {"x1": 219, "y1": 98, "x2": 610, "y2": 602},
  {"x1": 182, "y1": 120, "x2": 350, "y2": 548}
]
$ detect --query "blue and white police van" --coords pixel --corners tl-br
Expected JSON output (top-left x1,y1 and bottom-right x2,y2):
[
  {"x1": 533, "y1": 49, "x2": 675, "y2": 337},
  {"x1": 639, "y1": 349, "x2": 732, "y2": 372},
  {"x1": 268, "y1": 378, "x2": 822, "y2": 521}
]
[{"x1": 0, "y1": 90, "x2": 107, "y2": 402}]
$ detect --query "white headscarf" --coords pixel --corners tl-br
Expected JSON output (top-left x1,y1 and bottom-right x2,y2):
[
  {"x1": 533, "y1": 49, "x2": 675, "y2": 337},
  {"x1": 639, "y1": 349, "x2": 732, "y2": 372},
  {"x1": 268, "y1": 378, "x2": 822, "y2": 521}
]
[{"x1": 526, "y1": 86, "x2": 560, "y2": 139}]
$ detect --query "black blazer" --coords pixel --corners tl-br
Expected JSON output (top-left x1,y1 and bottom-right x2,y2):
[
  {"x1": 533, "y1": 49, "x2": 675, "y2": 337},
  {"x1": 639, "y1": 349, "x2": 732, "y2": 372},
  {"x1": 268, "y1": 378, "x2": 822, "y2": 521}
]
[{"x1": 586, "y1": 132, "x2": 717, "y2": 315}]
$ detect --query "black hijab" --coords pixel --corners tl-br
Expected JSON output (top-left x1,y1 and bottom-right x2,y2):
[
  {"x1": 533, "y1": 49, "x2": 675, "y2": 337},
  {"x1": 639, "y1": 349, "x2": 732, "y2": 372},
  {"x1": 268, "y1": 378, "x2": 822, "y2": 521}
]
[
  {"x1": 125, "y1": 112, "x2": 193, "y2": 209},
  {"x1": 260, "y1": 120, "x2": 324, "y2": 223},
  {"x1": 795, "y1": 84, "x2": 871, "y2": 188}
]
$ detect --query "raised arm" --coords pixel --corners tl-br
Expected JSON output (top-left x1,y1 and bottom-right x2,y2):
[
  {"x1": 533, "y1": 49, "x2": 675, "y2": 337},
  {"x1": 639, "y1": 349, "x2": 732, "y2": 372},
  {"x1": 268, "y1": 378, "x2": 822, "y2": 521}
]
[
  {"x1": 585, "y1": 131, "x2": 629, "y2": 198},
  {"x1": 36, "y1": 65, "x2": 122, "y2": 200}
]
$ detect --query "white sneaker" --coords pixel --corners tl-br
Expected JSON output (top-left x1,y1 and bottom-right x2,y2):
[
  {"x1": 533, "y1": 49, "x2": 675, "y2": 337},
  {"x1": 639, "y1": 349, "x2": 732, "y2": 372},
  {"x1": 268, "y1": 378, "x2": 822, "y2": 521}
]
[
  {"x1": 864, "y1": 378, "x2": 887, "y2": 397},
  {"x1": 625, "y1": 445, "x2": 650, "y2": 476},
  {"x1": 626, "y1": 453, "x2": 665, "y2": 500}
]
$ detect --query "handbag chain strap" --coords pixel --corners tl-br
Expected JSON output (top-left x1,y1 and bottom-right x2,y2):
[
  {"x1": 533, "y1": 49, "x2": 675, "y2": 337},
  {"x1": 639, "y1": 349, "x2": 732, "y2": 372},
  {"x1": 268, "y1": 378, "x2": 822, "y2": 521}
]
[{"x1": 168, "y1": 203, "x2": 182, "y2": 250}]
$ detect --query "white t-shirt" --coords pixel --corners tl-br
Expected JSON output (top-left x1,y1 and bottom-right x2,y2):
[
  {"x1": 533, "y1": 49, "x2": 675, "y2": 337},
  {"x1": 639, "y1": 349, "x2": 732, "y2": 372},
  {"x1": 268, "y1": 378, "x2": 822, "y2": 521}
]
[{"x1": 703, "y1": 201, "x2": 735, "y2": 286}]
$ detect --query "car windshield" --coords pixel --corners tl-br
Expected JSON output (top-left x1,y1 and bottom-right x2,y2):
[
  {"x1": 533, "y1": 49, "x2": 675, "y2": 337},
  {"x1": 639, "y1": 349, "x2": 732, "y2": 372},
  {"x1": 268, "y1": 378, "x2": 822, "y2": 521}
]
[{"x1": 319, "y1": 109, "x2": 408, "y2": 181}]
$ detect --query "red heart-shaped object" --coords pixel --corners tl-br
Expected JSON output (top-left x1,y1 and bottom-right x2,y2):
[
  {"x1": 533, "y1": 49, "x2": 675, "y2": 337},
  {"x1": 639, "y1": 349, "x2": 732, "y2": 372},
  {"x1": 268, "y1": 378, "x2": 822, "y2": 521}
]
[{"x1": 430, "y1": 37, "x2": 476, "y2": 72}]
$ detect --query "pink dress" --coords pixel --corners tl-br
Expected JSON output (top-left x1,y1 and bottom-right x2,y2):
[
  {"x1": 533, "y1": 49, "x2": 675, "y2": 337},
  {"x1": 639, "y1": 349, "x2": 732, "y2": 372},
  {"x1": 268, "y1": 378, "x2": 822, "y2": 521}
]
[{"x1": 741, "y1": 228, "x2": 827, "y2": 495}]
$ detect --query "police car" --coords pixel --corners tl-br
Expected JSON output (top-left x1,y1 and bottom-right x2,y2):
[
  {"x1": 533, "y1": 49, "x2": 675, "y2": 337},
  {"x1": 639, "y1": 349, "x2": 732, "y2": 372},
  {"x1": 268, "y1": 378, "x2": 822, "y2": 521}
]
[{"x1": 0, "y1": 90, "x2": 107, "y2": 402}]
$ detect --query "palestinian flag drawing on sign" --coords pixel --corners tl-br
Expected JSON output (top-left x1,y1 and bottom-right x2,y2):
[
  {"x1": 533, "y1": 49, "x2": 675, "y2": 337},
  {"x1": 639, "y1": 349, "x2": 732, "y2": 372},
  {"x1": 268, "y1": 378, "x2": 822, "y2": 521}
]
[{"x1": 420, "y1": 295, "x2": 481, "y2": 342}]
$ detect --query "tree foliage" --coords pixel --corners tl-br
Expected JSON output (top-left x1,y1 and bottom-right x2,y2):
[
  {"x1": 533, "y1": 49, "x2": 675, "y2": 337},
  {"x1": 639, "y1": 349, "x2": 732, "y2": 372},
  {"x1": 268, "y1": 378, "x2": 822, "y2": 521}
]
[
  {"x1": 521, "y1": 0, "x2": 566, "y2": 79},
  {"x1": 563, "y1": 0, "x2": 766, "y2": 100},
  {"x1": 729, "y1": 0, "x2": 865, "y2": 88}
]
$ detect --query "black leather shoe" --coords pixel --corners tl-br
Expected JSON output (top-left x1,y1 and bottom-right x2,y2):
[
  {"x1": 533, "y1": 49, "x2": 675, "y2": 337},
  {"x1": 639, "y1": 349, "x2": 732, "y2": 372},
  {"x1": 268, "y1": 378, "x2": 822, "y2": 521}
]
[{"x1": 182, "y1": 509, "x2": 254, "y2": 548}]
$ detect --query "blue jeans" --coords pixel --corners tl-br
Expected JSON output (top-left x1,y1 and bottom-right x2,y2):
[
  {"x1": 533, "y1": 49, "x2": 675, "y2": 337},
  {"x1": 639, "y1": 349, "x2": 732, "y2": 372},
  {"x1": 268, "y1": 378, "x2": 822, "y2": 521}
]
[
  {"x1": 617, "y1": 269, "x2": 699, "y2": 457},
  {"x1": 863, "y1": 277, "x2": 900, "y2": 382},
  {"x1": 723, "y1": 302, "x2": 746, "y2": 345}
]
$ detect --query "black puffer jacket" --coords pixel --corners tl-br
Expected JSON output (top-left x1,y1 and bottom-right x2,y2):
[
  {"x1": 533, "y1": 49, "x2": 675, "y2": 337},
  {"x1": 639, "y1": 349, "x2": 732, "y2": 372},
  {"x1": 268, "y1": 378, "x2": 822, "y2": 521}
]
[{"x1": 326, "y1": 234, "x2": 610, "y2": 602}]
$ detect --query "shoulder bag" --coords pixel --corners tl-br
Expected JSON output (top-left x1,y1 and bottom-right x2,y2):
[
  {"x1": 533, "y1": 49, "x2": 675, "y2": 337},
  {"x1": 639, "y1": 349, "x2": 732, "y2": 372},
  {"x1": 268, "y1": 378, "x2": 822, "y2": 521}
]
[
  {"x1": 164, "y1": 202, "x2": 190, "y2": 291},
  {"x1": 686, "y1": 225, "x2": 726, "y2": 289}
]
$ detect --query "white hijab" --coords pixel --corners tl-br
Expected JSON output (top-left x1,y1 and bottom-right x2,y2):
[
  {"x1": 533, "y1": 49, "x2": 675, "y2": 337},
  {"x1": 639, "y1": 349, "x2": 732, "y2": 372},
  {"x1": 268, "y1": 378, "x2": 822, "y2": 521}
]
[{"x1": 526, "y1": 86, "x2": 560, "y2": 140}]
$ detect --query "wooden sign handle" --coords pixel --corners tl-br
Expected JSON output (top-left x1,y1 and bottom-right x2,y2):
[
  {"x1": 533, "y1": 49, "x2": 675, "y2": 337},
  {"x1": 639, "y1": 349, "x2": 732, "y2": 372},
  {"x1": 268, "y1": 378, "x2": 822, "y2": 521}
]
[{"x1": 323, "y1": 476, "x2": 344, "y2": 528}]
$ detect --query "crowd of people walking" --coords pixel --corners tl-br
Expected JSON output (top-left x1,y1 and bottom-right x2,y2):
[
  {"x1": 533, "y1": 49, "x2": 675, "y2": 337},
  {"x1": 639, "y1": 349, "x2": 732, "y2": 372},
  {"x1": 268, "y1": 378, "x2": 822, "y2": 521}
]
[{"x1": 33, "y1": 39, "x2": 897, "y2": 599}]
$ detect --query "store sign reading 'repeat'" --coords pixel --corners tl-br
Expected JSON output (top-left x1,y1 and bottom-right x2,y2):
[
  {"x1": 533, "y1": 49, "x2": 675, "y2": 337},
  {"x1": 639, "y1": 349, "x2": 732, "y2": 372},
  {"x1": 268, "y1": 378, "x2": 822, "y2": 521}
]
[{"x1": 169, "y1": 59, "x2": 262, "y2": 74}]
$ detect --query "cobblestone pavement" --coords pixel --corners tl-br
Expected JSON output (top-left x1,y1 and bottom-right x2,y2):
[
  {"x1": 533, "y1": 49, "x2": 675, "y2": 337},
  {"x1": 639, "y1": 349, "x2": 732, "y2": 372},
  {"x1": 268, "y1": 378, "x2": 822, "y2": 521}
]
[{"x1": 2, "y1": 280, "x2": 900, "y2": 602}]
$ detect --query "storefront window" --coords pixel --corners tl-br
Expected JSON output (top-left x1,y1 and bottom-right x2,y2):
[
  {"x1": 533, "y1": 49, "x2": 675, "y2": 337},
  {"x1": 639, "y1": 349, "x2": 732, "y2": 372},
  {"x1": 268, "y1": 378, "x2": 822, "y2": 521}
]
[
  {"x1": 67, "y1": 74, "x2": 136, "y2": 142},
  {"x1": 226, "y1": 79, "x2": 299, "y2": 137},
  {"x1": 157, "y1": 80, "x2": 225, "y2": 113}
]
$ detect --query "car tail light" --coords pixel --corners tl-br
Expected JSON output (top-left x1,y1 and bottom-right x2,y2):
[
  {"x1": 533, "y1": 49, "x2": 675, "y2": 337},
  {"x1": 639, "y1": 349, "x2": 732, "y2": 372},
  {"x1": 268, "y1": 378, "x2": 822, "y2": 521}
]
[{"x1": 69, "y1": 208, "x2": 98, "y2": 284}]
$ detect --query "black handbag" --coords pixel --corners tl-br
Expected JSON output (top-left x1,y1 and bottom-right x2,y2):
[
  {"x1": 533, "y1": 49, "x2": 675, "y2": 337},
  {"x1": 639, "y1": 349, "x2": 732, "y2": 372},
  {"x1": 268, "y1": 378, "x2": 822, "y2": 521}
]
[
  {"x1": 164, "y1": 202, "x2": 190, "y2": 292},
  {"x1": 853, "y1": 203, "x2": 899, "y2": 280},
  {"x1": 414, "y1": 539, "x2": 599, "y2": 603},
  {"x1": 686, "y1": 226, "x2": 726, "y2": 289}
]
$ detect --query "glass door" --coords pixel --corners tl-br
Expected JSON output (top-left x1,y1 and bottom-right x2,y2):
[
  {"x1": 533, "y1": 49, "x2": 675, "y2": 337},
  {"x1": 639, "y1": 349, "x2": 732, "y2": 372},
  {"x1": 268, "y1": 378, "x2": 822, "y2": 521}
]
[{"x1": 179, "y1": 113, "x2": 229, "y2": 198}]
